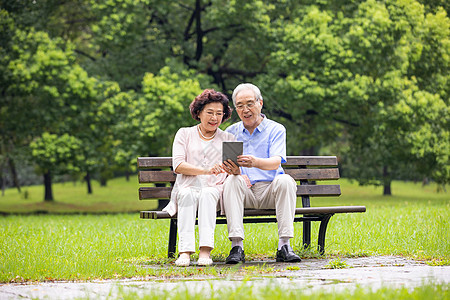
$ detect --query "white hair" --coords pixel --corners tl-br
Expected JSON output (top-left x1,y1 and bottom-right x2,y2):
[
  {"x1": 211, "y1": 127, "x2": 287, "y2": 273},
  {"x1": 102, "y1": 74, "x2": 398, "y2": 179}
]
[{"x1": 231, "y1": 83, "x2": 263, "y2": 106}]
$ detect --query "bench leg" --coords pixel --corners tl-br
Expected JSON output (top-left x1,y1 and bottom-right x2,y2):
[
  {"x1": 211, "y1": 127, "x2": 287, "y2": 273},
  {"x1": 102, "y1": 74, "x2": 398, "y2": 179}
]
[
  {"x1": 317, "y1": 214, "x2": 333, "y2": 255},
  {"x1": 303, "y1": 221, "x2": 311, "y2": 249},
  {"x1": 168, "y1": 219, "x2": 177, "y2": 258}
]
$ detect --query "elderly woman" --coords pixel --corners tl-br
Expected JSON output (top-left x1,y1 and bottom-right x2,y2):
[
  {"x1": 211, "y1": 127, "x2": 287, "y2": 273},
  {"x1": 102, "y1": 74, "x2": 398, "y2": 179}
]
[{"x1": 163, "y1": 89, "x2": 235, "y2": 266}]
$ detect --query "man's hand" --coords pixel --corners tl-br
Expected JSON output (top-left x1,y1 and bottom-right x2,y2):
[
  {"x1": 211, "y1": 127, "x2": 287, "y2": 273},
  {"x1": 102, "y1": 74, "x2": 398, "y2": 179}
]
[
  {"x1": 237, "y1": 155, "x2": 258, "y2": 168},
  {"x1": 222, "y1": 159, "x2": 241, "y2": 175}
]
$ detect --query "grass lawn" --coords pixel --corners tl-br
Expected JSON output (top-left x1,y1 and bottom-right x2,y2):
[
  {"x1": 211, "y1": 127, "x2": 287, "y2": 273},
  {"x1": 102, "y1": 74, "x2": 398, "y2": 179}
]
[
  {"x1": 0, "y1": 178, "x2": 448, "y2": 284},
  {"x1": 115, "y1": 283, "x2": 449, "y2": 300},
  {"x1": 0, "y1": 176, "x2": 158, "y2": 213}
]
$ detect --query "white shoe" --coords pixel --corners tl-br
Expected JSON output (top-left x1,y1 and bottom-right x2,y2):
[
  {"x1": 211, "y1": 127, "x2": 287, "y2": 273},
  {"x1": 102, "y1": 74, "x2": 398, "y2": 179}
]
[
  {"x1": 197, "y1": 257, "x2": 213, "y2": 266},
  {"x1": 175, "y1": 257, "x2": 190, "y2": 267}
]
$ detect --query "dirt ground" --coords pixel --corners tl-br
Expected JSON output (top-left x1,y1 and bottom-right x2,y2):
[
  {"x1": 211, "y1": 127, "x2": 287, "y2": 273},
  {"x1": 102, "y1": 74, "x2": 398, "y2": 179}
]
[{"x1": 1, "y1": 256, "x2": 449, "y2": 299}]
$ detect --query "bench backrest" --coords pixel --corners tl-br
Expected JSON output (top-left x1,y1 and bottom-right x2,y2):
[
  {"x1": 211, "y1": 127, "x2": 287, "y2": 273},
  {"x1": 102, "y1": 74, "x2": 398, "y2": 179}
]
[{"x1": 137, "y1": 156, "x2": 341, "y2": 208}]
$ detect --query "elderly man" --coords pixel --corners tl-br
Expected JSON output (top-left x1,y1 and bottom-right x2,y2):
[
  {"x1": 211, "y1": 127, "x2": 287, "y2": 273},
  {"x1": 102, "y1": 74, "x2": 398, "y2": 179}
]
[{"x1": 222, "y1": 83, "x2": 301, "y2": 264}]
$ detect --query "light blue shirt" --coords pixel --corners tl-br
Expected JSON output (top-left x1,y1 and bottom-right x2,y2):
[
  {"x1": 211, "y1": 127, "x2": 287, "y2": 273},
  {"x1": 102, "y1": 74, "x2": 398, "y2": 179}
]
[{"x1": 225, "y1": 115, "x2": 286, "y2": 184}]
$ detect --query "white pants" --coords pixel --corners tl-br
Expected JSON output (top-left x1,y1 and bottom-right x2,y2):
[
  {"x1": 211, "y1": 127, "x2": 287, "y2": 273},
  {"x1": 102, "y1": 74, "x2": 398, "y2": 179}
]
[
  {"x1": 223, "y1": 174, "x2": 297, "y2": 240},
  {"x1": 177, "y1": 187, "x2": 219, "y2": 253}
]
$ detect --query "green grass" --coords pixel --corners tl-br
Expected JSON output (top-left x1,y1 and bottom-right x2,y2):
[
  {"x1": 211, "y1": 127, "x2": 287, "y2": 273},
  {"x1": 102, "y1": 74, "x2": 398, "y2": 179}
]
[
  {"x1": 111, "y1": 283, "x2": 449, "y2": 300},
  {"x1": 311, "y1": 179, "x2": 450, "y2": 259},
  {"x1": 0, "y1": 178, "x2": 448, "y2": 283},
  {"x1": 323, "y1": 257, "x2": 349, "y2": 269}
]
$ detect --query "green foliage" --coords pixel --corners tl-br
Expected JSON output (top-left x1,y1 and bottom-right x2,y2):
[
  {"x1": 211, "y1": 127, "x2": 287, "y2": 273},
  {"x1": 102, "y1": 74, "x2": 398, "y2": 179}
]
[
  {"x1": 114, "y1": 66, "x2": 204, "y2": 167},
  {"x1": 0, "y1": 9, "x2": 122, "y2": 196},
  {"x1": 1, "y1": 1, "x2": 449, "y2": 193},
  {"x1": 260, "y1": 0, "x2": 449, "y2": 189},
  {"x1": 86, "y1": 0, "x2": 166, "y2": 89},
  {"x1": 30, "y1": 133, "x2": 84, "y2": 174}
]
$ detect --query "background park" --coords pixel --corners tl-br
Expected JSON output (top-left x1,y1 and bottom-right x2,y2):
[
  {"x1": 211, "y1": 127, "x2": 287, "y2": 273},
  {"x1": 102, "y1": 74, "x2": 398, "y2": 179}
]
[{"x1": 0, "y1": 0, "x2": 449, "y2": 299}]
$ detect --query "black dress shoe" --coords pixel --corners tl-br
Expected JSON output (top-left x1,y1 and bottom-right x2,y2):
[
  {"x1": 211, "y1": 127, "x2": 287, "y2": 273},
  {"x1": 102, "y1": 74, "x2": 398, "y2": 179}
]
[
  {"x1": 276, "y1": 245, "x2": 301, "y2": 262},
  {"x1": 225, "y1": 246, "x2": 245, "y2": 264}
]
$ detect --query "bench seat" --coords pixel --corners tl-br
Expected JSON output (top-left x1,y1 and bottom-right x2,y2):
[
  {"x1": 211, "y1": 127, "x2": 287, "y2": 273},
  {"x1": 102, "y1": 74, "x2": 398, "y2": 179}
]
[{"x1": 141, "y1": 206, "x2": 367, "y2": 219}]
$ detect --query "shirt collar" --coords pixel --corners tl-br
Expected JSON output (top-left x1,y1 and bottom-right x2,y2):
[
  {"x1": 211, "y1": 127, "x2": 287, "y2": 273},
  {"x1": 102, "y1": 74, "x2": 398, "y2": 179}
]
[
  {"x1": 255, "y1": 114, "x2": 267, "y2": 133},
  {"x1": 240, "y1": 114, "x2": 267, "y2": 134}
]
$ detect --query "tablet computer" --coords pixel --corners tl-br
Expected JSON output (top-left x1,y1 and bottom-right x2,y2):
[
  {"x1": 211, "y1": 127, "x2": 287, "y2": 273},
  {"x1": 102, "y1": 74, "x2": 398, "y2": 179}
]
[{"x1": 222, "y1": 142, "x2": 243, "y2": 166}]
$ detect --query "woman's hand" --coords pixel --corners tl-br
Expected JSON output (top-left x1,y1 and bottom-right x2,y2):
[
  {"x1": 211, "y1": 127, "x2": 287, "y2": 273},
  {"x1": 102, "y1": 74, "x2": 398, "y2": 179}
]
[
  {"x1": 222, "y1": 159, "x2": 241, "y2": 175},
  {"x1": 207, "y1": 163, "x2": 225, "y2": 175}
]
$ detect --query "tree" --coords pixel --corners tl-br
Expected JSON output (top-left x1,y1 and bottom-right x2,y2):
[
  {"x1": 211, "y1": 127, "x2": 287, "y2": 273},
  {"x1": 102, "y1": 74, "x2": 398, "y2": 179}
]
[
  {"x1": 258, "y1": 0, "x2": 449, "y2": 194},
  {"x1": 30, "y1": 133, "x2": 84, "y2": 201},
  {"x1": 0, "y1": 9, "x2": 105, "y2": 200}
]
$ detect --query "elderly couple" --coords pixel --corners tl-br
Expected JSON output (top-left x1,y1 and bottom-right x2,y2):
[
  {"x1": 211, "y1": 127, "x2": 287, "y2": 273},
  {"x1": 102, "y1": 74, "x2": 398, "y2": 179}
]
[{"x1": 162, "y1": 83, "x2": 301, "y2": 267}]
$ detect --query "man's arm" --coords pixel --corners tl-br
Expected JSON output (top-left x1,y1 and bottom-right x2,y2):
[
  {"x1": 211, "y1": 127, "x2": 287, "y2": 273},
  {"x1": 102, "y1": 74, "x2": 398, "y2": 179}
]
[{"x1": 237, "y1": 155, "x2": 281, "y2": 170}]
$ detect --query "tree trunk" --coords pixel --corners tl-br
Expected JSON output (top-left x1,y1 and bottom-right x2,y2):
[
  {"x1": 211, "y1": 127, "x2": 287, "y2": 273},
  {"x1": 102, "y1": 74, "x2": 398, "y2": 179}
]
[
  {"x1": 44, "y1": 171, "x2": 54, "y2": 201},
  {"x1": 85, "y1": 172, "x2": 93, "y2": 194},
  {"x1": 8, "y1": 157, "x2": 21, "y2": 193},
  {"x1": 194, "y1": 0, "x2": 203, "y2": 61},
  {"x1": 100, "y1": 177, "x2": 107, "y2": 187},
  {"x1": 383, "y1": 165, "x2": 392, "y2": 196},
  {"x1": 383, "y1": 182, "x2": 391, "y2": 195},
  {"x1": 125, "y1": 171, "x2": 130, "y2": 182},
  {"x1": 0, "y1": 172, "x2": 4, "y2": 197}
]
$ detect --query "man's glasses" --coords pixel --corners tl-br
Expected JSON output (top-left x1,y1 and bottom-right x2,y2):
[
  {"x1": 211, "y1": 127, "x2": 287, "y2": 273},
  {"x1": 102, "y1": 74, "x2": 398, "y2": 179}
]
[{"x1": 235, "y1": 100, "x2": 259, "y2": 110}]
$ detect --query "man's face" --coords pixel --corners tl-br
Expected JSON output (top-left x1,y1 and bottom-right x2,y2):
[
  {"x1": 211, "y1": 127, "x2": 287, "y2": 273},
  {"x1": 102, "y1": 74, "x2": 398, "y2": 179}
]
[{"x1": 235, "y1": 89, "x2": 263, "y2": 132}]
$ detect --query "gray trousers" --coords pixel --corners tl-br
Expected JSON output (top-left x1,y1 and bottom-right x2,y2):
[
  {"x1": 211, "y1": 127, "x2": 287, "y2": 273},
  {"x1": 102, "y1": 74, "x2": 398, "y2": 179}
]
[{"x1": 223, "y1": 174, "x2": 297, "y2": 240}]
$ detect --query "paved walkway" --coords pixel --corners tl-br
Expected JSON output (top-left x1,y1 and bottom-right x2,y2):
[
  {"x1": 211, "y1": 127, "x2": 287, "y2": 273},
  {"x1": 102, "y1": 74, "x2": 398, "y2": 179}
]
[{"x1": 1, "y1": 256, "x2": 449, "y2": 299}]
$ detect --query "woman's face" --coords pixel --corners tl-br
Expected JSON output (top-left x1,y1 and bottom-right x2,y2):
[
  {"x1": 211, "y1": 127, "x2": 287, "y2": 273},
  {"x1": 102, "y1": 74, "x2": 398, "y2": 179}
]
[{"x1": 198, "y1": 102, "x2": 224, "y2": 133}]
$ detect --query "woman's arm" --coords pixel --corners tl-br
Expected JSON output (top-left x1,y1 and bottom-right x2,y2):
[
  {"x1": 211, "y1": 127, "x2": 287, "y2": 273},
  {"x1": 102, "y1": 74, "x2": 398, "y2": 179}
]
[{"x1": 175, "y1": 162, "x2": 223, "y2": 175}]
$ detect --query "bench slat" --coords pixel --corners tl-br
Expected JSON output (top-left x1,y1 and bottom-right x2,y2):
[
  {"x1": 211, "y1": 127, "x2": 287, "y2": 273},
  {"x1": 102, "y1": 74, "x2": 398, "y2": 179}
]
[
  {"x1": 138, "y1": 184, "x2": 341, "y2": 200},
  {"x1": 140, "y1": 206, "x2": 366, "y2": 219},
  {"x1": 137, "y1": 156, "x2": 338, "y2": 169},
  {"x1": 138, "y1": 157, "x2": 172, "y2": 168},
  {"x1": 138, "y1": 168, "x2": 340, "y2": 184},
  {"x1": 139, "y1": 187, "x2": 172, "y2": 199},
  {"x1": 139, "y1": 171, "x2": 176, "y2": 183},
  {"x1": 284, "y1": 168, "x2": 339, "y2": 180},
  {"x1": 296, "y1": 184, "x2": 341, "y2": 196},
  {"x1": 284, "y1": 156, "x2": 337, "y2": 167},
  {"x1": 247, "y1": 206, "x2": 366, "y2": 215}
]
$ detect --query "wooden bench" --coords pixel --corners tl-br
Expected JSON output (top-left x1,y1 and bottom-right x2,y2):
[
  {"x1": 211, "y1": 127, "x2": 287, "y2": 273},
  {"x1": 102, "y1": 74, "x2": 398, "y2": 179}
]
[{"x1": 138, "y1": 156, "x2": 366, "y2": 258}]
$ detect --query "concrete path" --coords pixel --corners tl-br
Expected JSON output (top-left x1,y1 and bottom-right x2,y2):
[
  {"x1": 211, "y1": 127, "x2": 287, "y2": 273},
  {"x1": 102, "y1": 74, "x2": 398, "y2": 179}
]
[{"x1": 1, "y1": 256, "x2": 449, "y2": 299}]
